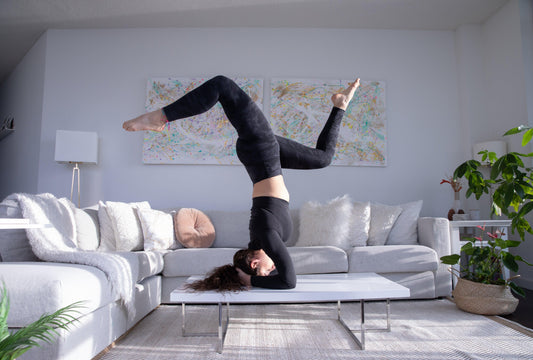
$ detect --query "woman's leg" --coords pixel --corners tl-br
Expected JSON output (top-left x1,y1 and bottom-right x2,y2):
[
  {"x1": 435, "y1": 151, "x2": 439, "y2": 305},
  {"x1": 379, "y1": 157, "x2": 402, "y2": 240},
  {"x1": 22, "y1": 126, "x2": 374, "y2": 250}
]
[
  {"x1": 276, "y1": 78, "x2": 360, "y2": 169},
  {"x1": 276, "y1": 107, "x2": 344, "y2": 169},
  {"x1": 124, "y1": 75, "x2": 272, "y2": 140}
]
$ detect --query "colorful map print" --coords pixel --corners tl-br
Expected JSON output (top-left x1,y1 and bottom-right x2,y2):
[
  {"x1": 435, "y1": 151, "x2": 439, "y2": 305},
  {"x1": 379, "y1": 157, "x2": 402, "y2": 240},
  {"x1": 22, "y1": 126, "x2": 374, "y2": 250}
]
[
  {"x1": 270, "y1": 78, "x2": 387, "y2": 166},
  {"x1": 143, "y1": 77, "x2": 263, "y2": 164}
]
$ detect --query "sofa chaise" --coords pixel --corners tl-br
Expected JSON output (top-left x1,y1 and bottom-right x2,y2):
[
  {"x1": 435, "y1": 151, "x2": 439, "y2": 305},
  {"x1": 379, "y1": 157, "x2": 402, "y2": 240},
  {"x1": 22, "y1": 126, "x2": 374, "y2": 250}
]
[{"x1": 0, "y1": 193, "x2": 452, "y2": 360}]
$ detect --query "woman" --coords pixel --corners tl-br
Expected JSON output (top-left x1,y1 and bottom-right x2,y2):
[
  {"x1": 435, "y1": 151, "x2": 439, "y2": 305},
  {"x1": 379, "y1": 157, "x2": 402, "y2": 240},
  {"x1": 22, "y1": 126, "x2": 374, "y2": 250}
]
[{"x1": 123, "y1": 75, "x2": 360, "y2": 291}]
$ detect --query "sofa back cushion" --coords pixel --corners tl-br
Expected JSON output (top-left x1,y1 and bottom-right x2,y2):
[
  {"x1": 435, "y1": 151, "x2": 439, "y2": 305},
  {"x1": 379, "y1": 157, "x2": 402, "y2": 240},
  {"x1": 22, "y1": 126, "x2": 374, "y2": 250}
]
[{"x1": 205, "y1": 210, "x2": 250, "y2": 248}]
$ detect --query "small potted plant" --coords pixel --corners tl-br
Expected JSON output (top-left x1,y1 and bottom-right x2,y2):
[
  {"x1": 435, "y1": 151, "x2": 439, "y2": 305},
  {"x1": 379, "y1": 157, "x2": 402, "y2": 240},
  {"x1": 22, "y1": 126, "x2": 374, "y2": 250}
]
[
  {"x1": 441, "y1": 226, "x2": 530, "y2": 315},
  {"x1": 441, "y1": 125, "x2": 533, "y2": 315}
]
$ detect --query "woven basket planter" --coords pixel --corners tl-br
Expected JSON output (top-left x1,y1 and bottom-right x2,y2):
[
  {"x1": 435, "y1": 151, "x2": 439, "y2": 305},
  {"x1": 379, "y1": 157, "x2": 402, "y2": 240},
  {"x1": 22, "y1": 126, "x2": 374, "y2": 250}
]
[{"x1": 452, "y1": 277, "x2": 519, "y2": 315}]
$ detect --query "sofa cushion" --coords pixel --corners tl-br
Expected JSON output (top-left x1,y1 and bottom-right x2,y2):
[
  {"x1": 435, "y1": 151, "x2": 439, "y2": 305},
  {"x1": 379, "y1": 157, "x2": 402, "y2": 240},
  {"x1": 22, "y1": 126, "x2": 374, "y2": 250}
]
[
  {"x1": 348, "y1": 245, "x2": 438, "y2": 273},
  {"x1": 387, "y1": 200, "x2": 423, "y2": 245},
  {"x1": 368, "y1": 203, "x2": 402, "y2": 246},
  {"x1": 288, "y1": 246, "x2": 348, "y2": 274},
  {"x1": 163, "y1": 246, "x2": 348, "y2": 278},
  {"x1": 114, "y1": 251, "x2": 165, "y2": 282},
  {"x1": 97, "y1": 201, "x2": 116, "y2": 251},
  {"x1": 74, "y1": 207, "x2": 99, "y2": 250},
  {"x1": 175, "y1": 208, "x2": 215, "y2": 248},
  {"x1": 163, "y1": 248, "x2": 238, "y2": 277},
  {"x1": 205, "y1": 211, "x2": 250, "y2": 248},
  {"x1": 0, "y1": 262, "x2": 118, "y2": 327},
  {"x1": 296, "y1": 195, "x2": 353, "y2": 250},
  {"x1": 137, "y1": 208, "x2": 177, "y2": 251},
  {"x1": 350, "y1": 201, "x2": 371, "y2": 247},
  {"x1": 106, "y1": 201, "x2": 151, "y2": 252}
]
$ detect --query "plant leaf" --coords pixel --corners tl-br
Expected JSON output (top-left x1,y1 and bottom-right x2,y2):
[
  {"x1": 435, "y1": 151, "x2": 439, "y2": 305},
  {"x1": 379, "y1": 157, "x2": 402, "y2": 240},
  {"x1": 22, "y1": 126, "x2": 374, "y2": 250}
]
[
  {"x1": 440, "y1": 254, "x2": 460, "y2": 265},
  {"x1": 502, "y1": 252, "x2": 519, "y2": 272},
  {"x1": 509, "y1": 281, "x2": 526, "y2": 297},
  {"x1": 504, "y1": 125, "x2": 530, "y2": 136},
  {"x1": 523, "y1": 129, "x2": 533, "y2": 146}
]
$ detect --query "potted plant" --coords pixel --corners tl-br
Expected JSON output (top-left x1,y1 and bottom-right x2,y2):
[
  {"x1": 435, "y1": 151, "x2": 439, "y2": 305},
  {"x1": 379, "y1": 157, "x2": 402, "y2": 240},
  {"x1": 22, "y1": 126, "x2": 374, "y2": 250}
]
[
  {"x1": 441, "y1": 125, "x2": 533, "y2": 315},
  {"x1": 0, "y1": 285, "x2": 82, "y2": 360}
]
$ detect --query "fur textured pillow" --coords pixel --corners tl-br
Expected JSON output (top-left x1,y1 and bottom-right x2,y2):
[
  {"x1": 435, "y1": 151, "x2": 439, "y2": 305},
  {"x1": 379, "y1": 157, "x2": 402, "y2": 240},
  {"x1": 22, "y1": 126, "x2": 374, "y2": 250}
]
[
  {"x1": 105, "y1": 201, "x2": 151, "y2": 252},
  {"x1": 367, "y1": 203, "x2": 403, "y2": 246},
  {"x1": 350, "y1": 201, "x2": 371, "y2": 247},
  {"x1": 175, "y1": 208, "x2": 215, "y2": 248},
  {"x1": 297, "y1": 195, "x2": 354, "y2": 250}
]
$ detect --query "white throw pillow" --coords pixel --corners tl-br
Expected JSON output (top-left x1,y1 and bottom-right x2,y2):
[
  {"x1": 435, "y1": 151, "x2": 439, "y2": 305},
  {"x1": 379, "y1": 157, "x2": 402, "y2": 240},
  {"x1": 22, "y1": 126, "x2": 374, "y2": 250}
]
[
  {"x1": 386, "y1": 200, "x2": 423, "y2": 245},
  {"x1": 350, "y1": 201, "x2": 371, "y2": 247},
  {"x1": 97, "y1": 201, "x2": 115, "y2": 251},
  {"x1": 73, "y1": 207, "x2": 99, "y2": 250},
  {"x1": 367, "y1": 203, "x2": 403, "y2": 246},
  {"x1": 137, "y1": 208, "x2": 177, "y2": 251},
  {"x1": 297, "y1": 195, "x2": 354, "y2": 250},
  {"x1": 106, "y1": 201, "x2": 151, "y2": 252}
]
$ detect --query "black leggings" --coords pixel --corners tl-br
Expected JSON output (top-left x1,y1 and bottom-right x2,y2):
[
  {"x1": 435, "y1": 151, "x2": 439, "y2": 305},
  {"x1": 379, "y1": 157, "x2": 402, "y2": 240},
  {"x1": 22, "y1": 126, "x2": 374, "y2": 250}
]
[
  {"x1": 162, "y1": 75, "x2": 345, "y2": 289},
  {"x1": 163, "y1": 75, "x2": 345, "y2": 184}
]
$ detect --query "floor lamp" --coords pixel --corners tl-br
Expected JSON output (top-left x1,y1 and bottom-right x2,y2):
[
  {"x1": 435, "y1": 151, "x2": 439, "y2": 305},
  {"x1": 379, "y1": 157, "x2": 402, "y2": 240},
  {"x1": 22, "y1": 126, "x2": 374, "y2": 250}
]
[{"x1": 54, "y1": 130, "x2": 98, "y2": 207}]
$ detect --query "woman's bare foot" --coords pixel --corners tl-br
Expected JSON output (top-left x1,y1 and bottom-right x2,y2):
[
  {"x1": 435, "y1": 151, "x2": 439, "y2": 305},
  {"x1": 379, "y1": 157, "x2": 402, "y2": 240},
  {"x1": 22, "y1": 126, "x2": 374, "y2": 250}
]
[
  {"x1": 122, "y1": 109, "x2": 167, "y2": 132},
  {"x1": 331, "y1": 78, "x2": 361, "y2": 110}
]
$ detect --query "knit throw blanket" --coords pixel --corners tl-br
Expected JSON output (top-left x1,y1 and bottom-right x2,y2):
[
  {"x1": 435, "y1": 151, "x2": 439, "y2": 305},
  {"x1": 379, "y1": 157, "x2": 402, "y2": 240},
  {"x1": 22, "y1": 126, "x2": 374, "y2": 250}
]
[{"x1": 7, "y1": 193, "x2": 135, "y2": 319}]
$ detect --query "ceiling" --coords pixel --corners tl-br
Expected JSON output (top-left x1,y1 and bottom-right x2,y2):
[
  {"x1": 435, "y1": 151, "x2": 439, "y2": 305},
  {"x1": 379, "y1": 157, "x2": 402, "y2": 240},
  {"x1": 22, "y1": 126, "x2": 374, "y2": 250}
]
[{"x1": 0, "y1": 0, "x2": 509, "y2": 84}]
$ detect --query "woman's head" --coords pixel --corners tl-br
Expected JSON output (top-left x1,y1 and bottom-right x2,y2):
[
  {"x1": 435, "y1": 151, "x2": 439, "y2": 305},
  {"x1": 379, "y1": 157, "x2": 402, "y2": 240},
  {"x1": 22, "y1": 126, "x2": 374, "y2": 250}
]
[
  {"x1": 185, "y1": 248, "x2": 275, "y2": 292},
  {"x1": 234, "y1": 249, "x2": 275, "y2": 277}
]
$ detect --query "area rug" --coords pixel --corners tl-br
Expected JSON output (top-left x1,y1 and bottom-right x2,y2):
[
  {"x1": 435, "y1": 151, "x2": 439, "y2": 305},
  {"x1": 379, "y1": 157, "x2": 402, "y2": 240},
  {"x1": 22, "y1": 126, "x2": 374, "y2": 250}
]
[{"x1": 97, "y1": 299, "x2": 533, "y2": 360}]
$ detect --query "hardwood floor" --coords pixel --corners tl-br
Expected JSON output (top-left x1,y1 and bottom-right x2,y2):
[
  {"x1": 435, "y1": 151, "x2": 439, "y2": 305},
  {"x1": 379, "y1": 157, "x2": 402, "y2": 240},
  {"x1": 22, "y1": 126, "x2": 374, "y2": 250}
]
[{"x1": 501, "y1": 287, "x2": 533, "y2": 329}]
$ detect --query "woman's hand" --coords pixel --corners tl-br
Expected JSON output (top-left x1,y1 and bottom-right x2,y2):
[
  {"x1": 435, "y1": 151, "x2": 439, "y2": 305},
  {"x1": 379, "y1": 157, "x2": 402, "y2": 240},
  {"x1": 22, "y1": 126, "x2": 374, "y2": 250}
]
[{"x1": 236, "y1": 267, "x2": 252, "y2": 288}]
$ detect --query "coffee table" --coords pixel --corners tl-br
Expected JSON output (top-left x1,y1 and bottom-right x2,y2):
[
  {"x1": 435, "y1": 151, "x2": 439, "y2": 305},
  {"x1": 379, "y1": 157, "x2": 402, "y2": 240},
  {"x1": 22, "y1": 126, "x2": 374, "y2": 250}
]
[{"x1": 170, "y1": 272, "x2": 410, "y2": 353}]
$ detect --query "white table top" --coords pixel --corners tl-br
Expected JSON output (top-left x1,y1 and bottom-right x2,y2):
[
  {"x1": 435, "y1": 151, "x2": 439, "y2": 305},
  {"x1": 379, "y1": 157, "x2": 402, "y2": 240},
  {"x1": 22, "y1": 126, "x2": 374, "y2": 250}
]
[
  {"x1": 449, "y1": 219, "x2": 511, "y2": 228},
  {"x1": 0, "y1": 220, "x2": 52, "y2": 230},
  {"x1": 170, "y1": 272, "x2": 410, "y2": 304}
]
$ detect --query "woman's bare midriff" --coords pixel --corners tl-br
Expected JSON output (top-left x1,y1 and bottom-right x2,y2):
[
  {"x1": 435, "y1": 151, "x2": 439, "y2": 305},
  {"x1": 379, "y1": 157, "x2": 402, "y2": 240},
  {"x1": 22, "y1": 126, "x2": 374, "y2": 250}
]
[{"x1": 252, "y1": 175, "x2": 290, "y2": 202}]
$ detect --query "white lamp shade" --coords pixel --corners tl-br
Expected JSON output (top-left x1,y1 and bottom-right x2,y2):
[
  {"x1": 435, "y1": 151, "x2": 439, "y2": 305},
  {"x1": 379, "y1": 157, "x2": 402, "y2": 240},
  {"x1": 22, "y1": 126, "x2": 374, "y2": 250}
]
[
  {"x1": 473, "y1": 140, "x2": 507, "y2": 164},
  {"x1": 54, "y1": 130, "x2": 98, "y2": 164}
]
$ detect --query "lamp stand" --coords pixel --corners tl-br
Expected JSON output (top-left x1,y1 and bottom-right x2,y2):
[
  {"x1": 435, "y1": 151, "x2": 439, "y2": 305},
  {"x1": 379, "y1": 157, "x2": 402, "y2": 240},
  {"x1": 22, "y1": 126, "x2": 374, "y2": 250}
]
[{"x1": 70, "y1": 162, "x2": 80, "y2": 208}]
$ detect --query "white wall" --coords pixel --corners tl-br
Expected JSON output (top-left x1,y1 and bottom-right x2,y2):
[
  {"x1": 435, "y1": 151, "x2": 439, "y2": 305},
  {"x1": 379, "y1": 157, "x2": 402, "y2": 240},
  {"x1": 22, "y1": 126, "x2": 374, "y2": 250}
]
[
  {"x1": 30, "y1": 27, "x2": 462, "y2": 214},
  {"x1": 0, "y1": 34, "x2": 47, "y2": 195}
]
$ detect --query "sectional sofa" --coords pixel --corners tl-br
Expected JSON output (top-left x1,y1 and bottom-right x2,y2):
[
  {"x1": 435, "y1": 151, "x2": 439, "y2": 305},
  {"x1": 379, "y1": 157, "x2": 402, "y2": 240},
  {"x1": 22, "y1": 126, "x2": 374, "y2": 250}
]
[{"x1": 0, "y1": 193, "x2": 452, "y2": 360}]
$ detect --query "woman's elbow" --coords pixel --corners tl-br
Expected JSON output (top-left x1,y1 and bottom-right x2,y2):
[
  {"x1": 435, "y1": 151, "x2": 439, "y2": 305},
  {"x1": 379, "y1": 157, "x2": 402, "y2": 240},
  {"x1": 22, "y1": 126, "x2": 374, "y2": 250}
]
[{"x1": 283, "y1": 277, "x2": 297, "y2": 289}]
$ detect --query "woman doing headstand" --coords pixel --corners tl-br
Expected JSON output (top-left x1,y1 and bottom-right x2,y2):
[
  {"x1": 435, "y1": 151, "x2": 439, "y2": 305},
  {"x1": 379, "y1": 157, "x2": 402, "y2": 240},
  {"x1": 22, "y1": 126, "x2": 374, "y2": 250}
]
[{"x1": 123, "y1": 75, "x2": 360, "y2": 291}]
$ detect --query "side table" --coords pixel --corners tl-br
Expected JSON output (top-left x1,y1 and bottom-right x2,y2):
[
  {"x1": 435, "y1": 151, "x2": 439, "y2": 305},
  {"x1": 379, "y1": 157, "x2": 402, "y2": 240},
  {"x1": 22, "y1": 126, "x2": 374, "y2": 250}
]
[
  {"x1": 449, "y1": 219, "x2": 512, "y2": 286},
  {"x1": 0, "y1": 219, "x2": 51, "y2": 230}
]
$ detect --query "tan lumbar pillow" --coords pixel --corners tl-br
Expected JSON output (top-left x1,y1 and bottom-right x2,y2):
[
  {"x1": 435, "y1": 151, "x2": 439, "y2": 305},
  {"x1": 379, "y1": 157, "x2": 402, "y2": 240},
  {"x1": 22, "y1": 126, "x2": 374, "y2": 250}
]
[{"x1": 175, "y1": 208, "x2": 215, "y2": 248}]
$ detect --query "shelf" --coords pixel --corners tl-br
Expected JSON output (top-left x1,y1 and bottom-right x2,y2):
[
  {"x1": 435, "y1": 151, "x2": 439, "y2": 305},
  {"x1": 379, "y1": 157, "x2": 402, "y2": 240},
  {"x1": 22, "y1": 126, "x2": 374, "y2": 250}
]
[{"x1": 0, "y1": 128, "x2": 14, "y2": 141}]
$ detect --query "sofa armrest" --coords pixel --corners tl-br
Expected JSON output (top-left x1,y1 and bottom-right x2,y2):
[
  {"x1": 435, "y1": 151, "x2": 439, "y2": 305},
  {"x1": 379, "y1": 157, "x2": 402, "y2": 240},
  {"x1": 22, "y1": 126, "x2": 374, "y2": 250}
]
[
  {"x1": 417, "y1": 217, "x2": 452, "y2": 297},
  {"x1": 418, "y1": 217, "x2": 451, "y2": 257}
]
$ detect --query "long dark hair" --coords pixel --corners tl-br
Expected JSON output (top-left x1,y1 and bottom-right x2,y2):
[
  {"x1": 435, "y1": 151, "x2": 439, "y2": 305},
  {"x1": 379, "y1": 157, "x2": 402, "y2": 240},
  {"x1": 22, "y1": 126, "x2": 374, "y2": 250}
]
[{"x1": 184, "y1": 249, "x2": 257, "y2": 292}]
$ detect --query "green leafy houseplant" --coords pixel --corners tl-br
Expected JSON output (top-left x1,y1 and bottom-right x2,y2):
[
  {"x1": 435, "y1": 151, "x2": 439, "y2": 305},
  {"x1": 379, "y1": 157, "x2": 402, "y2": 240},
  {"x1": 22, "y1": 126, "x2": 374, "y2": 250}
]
[
  {"x1": 0, "y1": 285, "x2": 82, "y2": 360},
  {"x1": 441, "y1": 125, "x2": 533, "y2": 297},
  {"x1": 441, "y1": 226, "x2": 530, "y2": 297}
]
